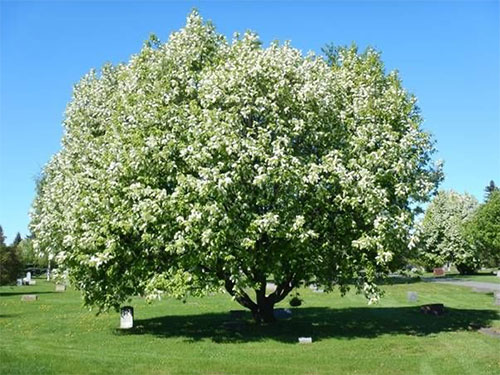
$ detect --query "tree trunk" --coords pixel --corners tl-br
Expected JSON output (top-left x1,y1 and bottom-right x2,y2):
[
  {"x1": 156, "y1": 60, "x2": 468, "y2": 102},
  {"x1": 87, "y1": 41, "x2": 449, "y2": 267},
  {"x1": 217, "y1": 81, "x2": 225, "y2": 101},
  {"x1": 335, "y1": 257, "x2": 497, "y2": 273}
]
[
  {"x1": 222, "y1": 273, "x2": 296, "y2": 324},
  {"x1": 252, "y1": 298, "x2": 276, "y2": 324}
]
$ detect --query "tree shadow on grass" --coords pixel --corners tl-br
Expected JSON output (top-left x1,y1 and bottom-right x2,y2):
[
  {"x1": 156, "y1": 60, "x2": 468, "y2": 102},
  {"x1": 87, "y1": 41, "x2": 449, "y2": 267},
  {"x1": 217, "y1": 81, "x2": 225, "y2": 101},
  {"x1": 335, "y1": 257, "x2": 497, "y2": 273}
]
[
  {"x1": 121, "y1": 306, "x2": 499, "y2": 344},
  {"x1": 0, "y1": 291, "x2": 56, "y2": 297}
]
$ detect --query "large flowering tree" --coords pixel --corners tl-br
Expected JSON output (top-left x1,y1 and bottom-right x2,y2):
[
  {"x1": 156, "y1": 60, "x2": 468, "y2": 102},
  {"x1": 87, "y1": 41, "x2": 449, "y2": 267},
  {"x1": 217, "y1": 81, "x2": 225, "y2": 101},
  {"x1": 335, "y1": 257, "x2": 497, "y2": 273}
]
[
  {"x1": 419, "y1": 190, "x2": 479, "y2": 274},
  {"x1": 31, "y1": 11, "x2": 440, "y2": 323}
]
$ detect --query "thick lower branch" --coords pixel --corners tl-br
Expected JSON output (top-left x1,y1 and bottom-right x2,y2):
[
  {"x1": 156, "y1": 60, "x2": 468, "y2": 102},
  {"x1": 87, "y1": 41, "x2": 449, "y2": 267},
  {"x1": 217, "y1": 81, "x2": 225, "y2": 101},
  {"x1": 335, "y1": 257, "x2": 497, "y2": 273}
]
[
  {"x1": 223, "y1": 277, "x2": 257, "y2": 311},
  {"x1": 270, "y1": 274, "x2": 297, "y2": 304}
]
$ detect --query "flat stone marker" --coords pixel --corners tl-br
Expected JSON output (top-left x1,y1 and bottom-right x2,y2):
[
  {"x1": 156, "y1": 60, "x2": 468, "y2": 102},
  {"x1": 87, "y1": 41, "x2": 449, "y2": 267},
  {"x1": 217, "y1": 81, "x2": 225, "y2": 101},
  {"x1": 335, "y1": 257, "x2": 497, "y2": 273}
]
[
  {"x1": 28, "y1": 280, "x2": 36, "y2": 286},
  {"x1": 55, "y1": 284, "x2": 66, "y2": 292},
  {"x1": 21, "y1": 295, "x2": 38, "y2": 302},
  {"x1": 298, "y1": 337, "x2": 312, "y2": 344},
  {"x1": 120, "y1": 306, "x2": 134, "y2": 329},
  {"x1": 473, "y1": 287, "x2": 491, "y2": 293},
  {"x1": 494, "y1": 292, "x2": 500, "y2": 306},
  {"x1": 433, "y1": 268, "x2": 445, "y2": 276},
  {"x1": 407, "y1": 291, "x2": 418, "y2": 302},
  {"x1": 420, "y1": 303, "x2": 445, "y2": 316},
  {"x1": 479, "y1": 327, "x2": 500, "y2": 338}
]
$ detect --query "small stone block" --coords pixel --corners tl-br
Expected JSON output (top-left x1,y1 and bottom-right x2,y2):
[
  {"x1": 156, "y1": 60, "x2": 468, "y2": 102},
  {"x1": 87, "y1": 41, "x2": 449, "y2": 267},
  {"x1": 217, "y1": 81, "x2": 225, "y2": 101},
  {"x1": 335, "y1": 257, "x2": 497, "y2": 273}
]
[
  {"x1": 298, "y1": 337, "x2": 312, "y2": 344},
  {"x1": 21, "y1": 295, "x2": 38, "y2": 302},
  {"x1": 407, "y1": 291, "x2": 418, "y2": 302},
  {"x1": 420, "y1": 303, "x2": 445, "y2": 316},
  {"x1": 28, "y1": 280, "x2": 36, "y2": 285},
  {"x1": 16, "y1": 279, "x2": 22, "y2": 286},
  {"x1": 473, "y1": 287, "x2": 490, "y2": 293},
  {"x1": 55, "y1": 284, "x2": 66, "y2": 292},
  {"x1": 120, "y1": 306, "x2": 134, "y2": 329},
  {"x1": 496, "y1": 270, "x2": 500, "y2": 278},
  {"x1": 433, "y1": 268, "x2": 445, "y2": 276},
  {"x1": 494, "y1": 292, "x2": 500, "y2": 306}
]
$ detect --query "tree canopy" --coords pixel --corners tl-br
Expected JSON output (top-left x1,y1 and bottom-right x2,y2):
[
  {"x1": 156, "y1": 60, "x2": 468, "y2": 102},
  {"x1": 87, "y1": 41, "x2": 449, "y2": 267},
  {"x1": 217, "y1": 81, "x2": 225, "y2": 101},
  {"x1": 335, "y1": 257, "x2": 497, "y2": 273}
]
[
  {"x1": 465, "y1": 190, "x2": 500, "y2": 267},
  {"x1": 419, "y1": 190, "x2": 479, "y2": 274},
  {"x1": 31, "y1": 11, "x2": 441, "y2": 322}
]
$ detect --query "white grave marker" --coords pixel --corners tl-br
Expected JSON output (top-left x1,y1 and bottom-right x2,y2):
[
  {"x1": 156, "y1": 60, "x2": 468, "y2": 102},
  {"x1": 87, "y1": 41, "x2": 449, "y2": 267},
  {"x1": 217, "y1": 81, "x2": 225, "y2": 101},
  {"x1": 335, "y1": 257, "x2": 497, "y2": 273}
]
[
  {"x1": 298, "y1": 337, "x2": 312, "y2": 344},
  {"x1": 55, "y1": 284, "x2": 66, "y2": 292},
  {"x1": 407, "y1": 291, "x2": 418, "y2": 302},
  {"x1": 120, "y1": 306, "x2": 134, "y2": 329}
]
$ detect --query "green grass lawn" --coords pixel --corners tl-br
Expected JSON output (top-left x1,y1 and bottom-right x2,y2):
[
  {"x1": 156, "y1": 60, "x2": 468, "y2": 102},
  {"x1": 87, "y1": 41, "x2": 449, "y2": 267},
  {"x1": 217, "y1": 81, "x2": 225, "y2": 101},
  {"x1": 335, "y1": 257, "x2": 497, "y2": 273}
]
[{"x1": 1, "y1": 278, "x2": 499, "y2": 375}]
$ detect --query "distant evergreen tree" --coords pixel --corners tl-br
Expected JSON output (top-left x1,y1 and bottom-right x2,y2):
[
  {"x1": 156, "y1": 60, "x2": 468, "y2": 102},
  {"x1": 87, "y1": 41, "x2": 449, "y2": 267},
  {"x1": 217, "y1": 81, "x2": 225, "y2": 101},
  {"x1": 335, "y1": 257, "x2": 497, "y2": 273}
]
[
  {"x1": 0, "y1": 228, "x2": 24, "y2": 285},
  {"x1": 12, "y1": 232, "x2": 22, "y2": 247},
  {"x1": 0, "y1": 225, "x2": 5, "y2": 247},
  {"x1": 485, "y1": 180, "x2": 498, "y2": 201}
]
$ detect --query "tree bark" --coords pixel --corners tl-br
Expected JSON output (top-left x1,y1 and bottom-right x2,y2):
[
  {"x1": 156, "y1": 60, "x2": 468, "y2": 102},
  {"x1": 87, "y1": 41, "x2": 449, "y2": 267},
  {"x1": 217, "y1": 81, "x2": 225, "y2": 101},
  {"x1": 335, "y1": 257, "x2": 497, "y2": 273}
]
[
  {"x1": 223, "y1": 274, "x2": 297, "y2": 324},
  {"x1": 252, "y1": 297, "x2": 276, "y2": 324}
]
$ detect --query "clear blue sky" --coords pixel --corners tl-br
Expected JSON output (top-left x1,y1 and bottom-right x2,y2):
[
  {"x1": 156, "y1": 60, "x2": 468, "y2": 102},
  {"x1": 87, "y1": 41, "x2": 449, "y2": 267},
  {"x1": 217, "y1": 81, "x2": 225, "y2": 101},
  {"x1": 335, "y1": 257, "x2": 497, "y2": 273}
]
[{"x1": 1, "y1": 0, "x2": 499, "y2": 243}]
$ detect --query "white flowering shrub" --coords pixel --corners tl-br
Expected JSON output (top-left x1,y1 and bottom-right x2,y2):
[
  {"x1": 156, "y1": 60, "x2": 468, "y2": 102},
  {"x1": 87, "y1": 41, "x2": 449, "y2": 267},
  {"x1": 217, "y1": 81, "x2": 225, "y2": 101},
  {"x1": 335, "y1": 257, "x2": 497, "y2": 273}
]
[
  {"x1": 30, "y1": 11, "x2": 441, "y2": 322},
  {"x1": 419, "y1": 190, "x2": 479, "y2": 274}
]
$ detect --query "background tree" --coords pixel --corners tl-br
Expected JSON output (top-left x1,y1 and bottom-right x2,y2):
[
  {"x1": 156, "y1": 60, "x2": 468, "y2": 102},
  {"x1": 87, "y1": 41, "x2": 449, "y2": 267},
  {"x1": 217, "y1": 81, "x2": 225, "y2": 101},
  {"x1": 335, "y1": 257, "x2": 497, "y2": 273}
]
[
  {"x1": 484, "y1": 180, "x2": 498, "y2": 201},
  {"x1": 31, "y1": 11, "x2": 441, "y2": 323},
  {"x1": 0, "y1": 226, "x2": 5, "y2": 247},
  {"x1": 11, "y1": 232, "x2": 22, "y2": 247},
  {"x1": 419, "y1": 190, "x2": 479, "y2": 274},
  {"x1": 465, "y1": 190, "x2": 500, "y2": 268},
  {"x1": 17, "y1": 236, "x2": 49, "y2": 269},
  {"x1": 0, "y1": 226, "x2": 23, "y2": 285}
]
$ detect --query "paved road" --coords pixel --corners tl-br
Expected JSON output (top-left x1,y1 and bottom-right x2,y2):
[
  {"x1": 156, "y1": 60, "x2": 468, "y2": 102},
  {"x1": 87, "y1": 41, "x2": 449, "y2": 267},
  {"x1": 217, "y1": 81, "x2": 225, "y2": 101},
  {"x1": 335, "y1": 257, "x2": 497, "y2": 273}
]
[{"x1": 425, "y1": 278, "x2": 500, "y2": 292}]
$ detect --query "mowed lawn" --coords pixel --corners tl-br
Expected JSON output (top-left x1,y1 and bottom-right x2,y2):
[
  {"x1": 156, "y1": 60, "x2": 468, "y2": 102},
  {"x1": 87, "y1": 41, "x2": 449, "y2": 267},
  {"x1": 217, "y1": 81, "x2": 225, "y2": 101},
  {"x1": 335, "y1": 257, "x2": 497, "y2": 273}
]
[{"x1": 1, "y1": 278, "x2": 499, "y2": 375}]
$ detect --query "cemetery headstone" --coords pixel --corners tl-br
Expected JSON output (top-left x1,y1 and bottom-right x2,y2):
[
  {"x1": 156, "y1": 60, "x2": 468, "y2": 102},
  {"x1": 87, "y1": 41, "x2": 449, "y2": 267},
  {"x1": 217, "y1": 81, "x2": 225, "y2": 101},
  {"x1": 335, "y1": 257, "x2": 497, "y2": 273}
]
[
  {"x1": 16, "y1": 279, "x2": 22, "y2": 286},
  {"x1": 407, "y1": 291, "x2": 418, "y2": 302},
  {"x1": 55, "y1": 284, "x2": 66, "y2": 292},
  {"x1": 21, "y1": 295, "x2": 38, "y2": 302},
  {"x1": 120, "y1": 306, "x2": 134, "y2": 329},
  {"x1": 494, "y1": 292, "x2": 500, "y2": 306},
  {"x1": 433, "y1": 267, "x2": 445, "y2": 276},
  {"x1": 23, "y1": 271, "x2": 32, "y2": 285},
  {"x1": 496, "y1": 270, "x2": 500, "y2": 278},
  {"x1": 298, "y1": 337, "x2": 313, "y2": 344},
  {"x1": 28, "y1": 280, "x2": 36, "y2": 285}
]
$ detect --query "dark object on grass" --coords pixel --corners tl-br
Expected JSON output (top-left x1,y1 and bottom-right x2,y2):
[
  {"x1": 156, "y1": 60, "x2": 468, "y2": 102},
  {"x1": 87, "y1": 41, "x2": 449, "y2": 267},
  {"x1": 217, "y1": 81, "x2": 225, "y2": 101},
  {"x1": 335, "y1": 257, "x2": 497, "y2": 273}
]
[
  {"x1": 229, "y1": 310, "x2": 246, "y2": 320},
  {"x1": 420, "y1": 303, "x2": 445, "y2": 316},
  {"x1": 456, "y1": 263, "x2": 477, "y2": 275},
  {"x1": 274, "y1": 308, "x2": 292, "y2": 320},
  {"x1": 289, "y1": 296, "x2": 302, "y2": 307}
]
